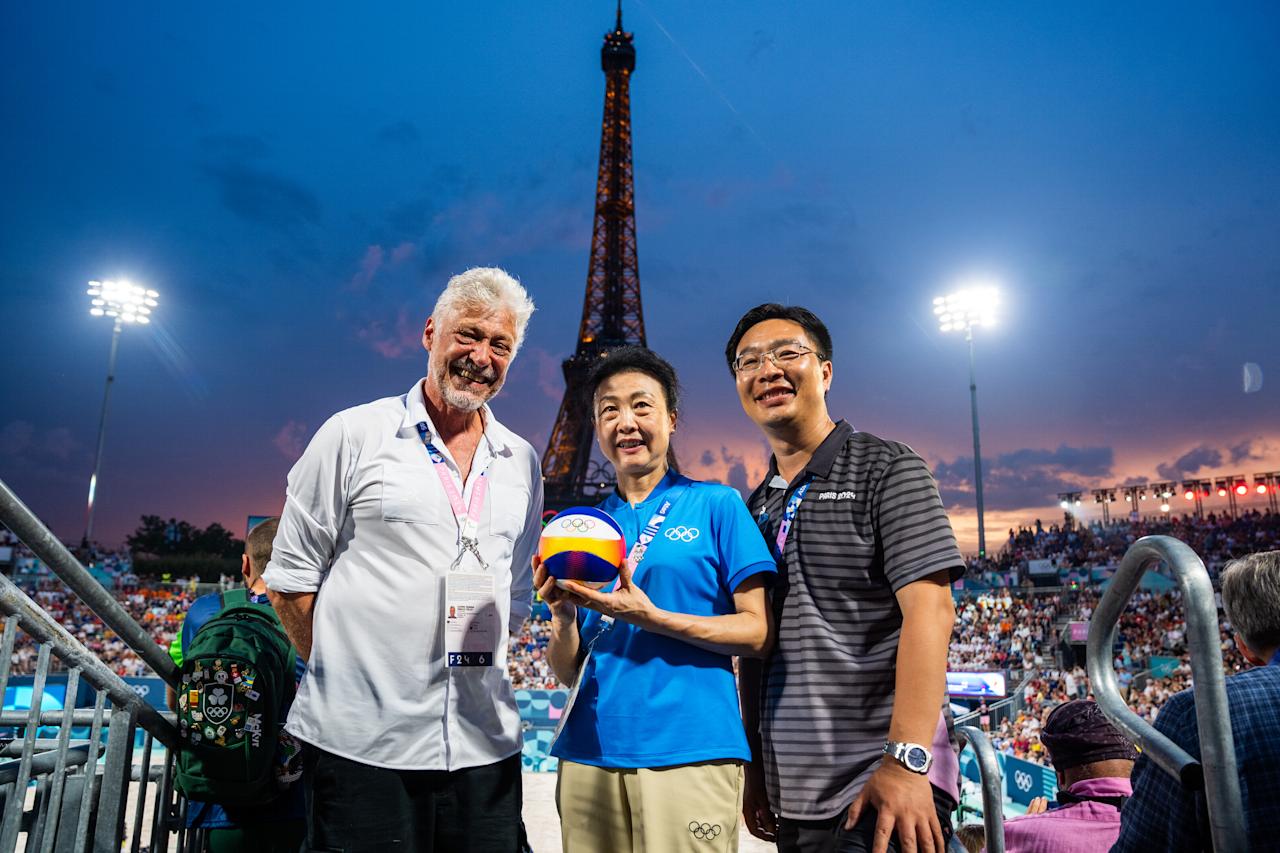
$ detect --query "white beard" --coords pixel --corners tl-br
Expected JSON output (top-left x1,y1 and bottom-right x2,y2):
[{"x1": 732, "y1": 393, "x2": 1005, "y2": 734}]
[{"x1": 429, "y1": 357, "x2": 502, "y2": 413}]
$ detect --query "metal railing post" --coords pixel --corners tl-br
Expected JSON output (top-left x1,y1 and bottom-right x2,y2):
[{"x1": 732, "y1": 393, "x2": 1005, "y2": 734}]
[
  {"x1": 1085, "y1": 535, "x2": 1245, "y2": 852},
  {"x1": 93, "y1": 705, "x2": 137, "y2": 853},
  {"x1": 0, "y1": 476, "x2": 179, "y2": 685},
  {"x1": 955, "y1": 725, "x2": 1005, "y2": 853}
]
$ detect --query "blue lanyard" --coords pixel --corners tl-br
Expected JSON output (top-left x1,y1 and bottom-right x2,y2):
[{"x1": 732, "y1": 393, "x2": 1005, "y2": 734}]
[
  {"x1": 759, "y1": 476, "x2": 812, "y2": 559},
  {"x1": 580, "y1": 482, "x2": 690, "y2": 646}
]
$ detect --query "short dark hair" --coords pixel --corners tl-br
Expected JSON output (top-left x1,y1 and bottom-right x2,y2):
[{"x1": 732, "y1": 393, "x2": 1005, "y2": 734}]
[
  {"x1": 584, "y1": 346, "x2": 681, "y2": 414},
  {"x1": 723, "y1": 303, "x2": 833, "y2": 374},
  {"x1": 245, "y1": 517, "x2": 280, "y2": 581}
]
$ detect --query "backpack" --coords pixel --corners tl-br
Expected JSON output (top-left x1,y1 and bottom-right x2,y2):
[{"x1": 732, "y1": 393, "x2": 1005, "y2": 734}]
[{"x1": 174, "y1": 589, "x2": 297, "y2": 805}]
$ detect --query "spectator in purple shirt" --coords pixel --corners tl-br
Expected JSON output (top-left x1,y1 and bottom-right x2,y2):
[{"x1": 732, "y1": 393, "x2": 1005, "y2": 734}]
[{"x1": 1001, "y1": 700, "x2": 1136, "y2": 853}]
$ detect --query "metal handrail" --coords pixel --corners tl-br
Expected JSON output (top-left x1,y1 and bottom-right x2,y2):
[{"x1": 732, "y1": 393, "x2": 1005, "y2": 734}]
[
  {"x1": 0, "y1": 476, "x2": 179, "y2": 685},
  {"x1": 0, "y1": 573, "x2": 179, "y2": 750},
  {"x1": 1085, "y1": 535, "x2": 1245, "y2": 852},
  {"x1": 955, "y1": 725, "x2": 1004, "y2": 853}
]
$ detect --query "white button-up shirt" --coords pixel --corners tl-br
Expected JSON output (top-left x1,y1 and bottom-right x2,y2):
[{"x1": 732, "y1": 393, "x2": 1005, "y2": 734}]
[{"x1": 262, "y1": 379, "x2": 543, "y2": 770}]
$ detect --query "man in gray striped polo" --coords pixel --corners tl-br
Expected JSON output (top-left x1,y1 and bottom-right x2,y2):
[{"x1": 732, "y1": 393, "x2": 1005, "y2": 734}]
[{"x1": 726, "y1": 304, "x2": 965, "y2": 853}]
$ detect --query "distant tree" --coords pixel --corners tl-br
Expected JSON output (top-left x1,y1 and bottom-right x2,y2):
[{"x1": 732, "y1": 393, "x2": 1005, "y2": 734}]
[
  {"x1": 191, "y1": 522, "x2": 241, "y2": 560},
  {"x1": 126, "y1": 516, "x2": 243, "y2": 559}
]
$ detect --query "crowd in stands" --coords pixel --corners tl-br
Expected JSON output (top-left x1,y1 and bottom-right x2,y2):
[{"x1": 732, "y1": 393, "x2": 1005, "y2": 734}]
[
  {"x1": 2, "y1": 509, "x2": 1277, "y2": 769},
  {"x1": 967, "y1": 507, "x2": 1280, "y2": 585}
]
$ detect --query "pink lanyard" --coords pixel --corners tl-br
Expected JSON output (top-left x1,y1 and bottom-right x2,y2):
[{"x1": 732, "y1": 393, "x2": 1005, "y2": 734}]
[{"x1": 417, "y1": 422, "x2": 490, "y2": 570}]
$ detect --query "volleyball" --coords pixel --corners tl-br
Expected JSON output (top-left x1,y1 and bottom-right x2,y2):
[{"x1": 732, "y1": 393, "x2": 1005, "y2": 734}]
[{"x1": 539, "y1": 507, "x2": 627, "y2": 589}]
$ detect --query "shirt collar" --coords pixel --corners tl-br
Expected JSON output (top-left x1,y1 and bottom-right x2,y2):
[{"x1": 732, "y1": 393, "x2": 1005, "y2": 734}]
[
  {"x1": 602, "y1": 469, "x2": 685, "y2": 512},
  {"x1": 399, "y1": 378, "x2": 512, "y2": 456},
  {"x1": 1066, "y1": 776, "x2": 1133, "y2": 798},
  {"x1": 764, "y1": 419, "x2": 855, "y2": 488}
]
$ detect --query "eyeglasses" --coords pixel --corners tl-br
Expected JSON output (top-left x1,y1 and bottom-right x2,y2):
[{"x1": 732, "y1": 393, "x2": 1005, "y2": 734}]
[{"x1": 731, "y1": 344, "x2": 820, "y2": 375}]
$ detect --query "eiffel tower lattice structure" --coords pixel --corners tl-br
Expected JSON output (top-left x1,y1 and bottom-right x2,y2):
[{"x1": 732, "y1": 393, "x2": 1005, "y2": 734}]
[{"x1": 541, "y1": 3, "x2": 646, "y2": 509}]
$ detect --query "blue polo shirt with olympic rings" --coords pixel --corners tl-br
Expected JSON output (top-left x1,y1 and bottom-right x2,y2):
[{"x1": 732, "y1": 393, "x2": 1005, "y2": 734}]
[{"x1": 552, "y1": 471, "x2": 776, "y2": 768}]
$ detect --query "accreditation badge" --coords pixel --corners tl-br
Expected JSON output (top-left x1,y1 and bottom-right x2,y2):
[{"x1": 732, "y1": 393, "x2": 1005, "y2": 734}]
[{"x1": 444, "y1": 572, "x2": 499, "y2": 667}]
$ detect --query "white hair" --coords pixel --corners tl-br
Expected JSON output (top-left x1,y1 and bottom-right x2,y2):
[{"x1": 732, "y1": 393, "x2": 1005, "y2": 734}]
[{"x1": 431, "y1": 267, "x2": 535, "y2": 354}]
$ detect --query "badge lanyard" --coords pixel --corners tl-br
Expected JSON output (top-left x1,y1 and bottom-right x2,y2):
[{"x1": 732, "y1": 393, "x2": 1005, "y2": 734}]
[
  {"x1": 760, "y1": 477, "x2": 811, "y2": 559},
  {"x1": 416, "y1": 422, "x2": 491, "y2": 571},
  {"x1": 551, "y1": 482, "x2": 689, "y2": 746}
]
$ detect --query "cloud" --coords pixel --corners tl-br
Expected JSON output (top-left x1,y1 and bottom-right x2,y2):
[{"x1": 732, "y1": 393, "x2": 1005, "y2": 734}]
[
  {"x1": 746, "y1": 30, "x2": 775, "y2": 63},
  {"x1": 203, "y1": 163, "x2": 321, "y2": 230},
  {"x1": 0, "y1": 421, "x2": 35, "y2": 457},
  {"x1": 376, "y1": 120, "x2": 421, "y2": 147},
  {"x1": 199, "y1": 133, "x2": 270, "y2": 160},
  {"x1": 357, "y1": 307, "x2": 422, "y2": 360},
  {"x1": 350, "y1": 245, "x2": 384, "y2": 292},
  {"x1": 1155, "y1": 444, "x2": 1224, "y2": 480},
  {"x1": 390, "y1": 241, "x2": 416, "y2": 264},
  {"x1": 272, "y1": 421, "x2": 309, "y2": 459},
  {"x1": 934, "y1": 444, "x2": 1115, "y2": 511},
  {"x1": 1228, "y1": 437, "x2": 1272, "y2": 465}
]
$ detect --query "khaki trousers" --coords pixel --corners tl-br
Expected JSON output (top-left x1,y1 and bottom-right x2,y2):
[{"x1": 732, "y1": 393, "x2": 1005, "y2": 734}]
[{"x1": 556, "y1": 759, "x2": 743, "y2": 853}]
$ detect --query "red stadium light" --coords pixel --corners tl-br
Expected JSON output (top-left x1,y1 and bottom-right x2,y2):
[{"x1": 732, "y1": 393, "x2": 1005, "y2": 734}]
[
  {"x1": 1258, "y1": 484, "x2": 1269, "y2": 495},
  {"x1": 1235, "y1": 484, "x2": 1249, "y2": 496},
  {"x1": 1217, "y1": 487, "x2": 1228, "y2": 498},
  {"x1": 1184, "y1": 490, "x2": 1196, "y2": 501}
]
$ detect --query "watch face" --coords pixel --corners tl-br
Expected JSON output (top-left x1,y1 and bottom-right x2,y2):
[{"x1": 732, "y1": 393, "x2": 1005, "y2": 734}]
[{"x1": 907, "y1": 747, "x2": 928, "y2": 769}]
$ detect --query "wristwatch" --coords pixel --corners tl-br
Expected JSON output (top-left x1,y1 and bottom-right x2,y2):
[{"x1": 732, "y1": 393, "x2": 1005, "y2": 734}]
[{"x1": 883, "y1": 741, "x2": 933, "y2": 774}]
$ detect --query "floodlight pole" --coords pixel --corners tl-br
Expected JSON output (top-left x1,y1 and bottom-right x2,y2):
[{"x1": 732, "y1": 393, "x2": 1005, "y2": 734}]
[
  {"x1": 966, "y1": 327, "x2": 986, "y2": 558},
  {"x1": 84, "y1": 318, "x2": 123, "y2": 546}
]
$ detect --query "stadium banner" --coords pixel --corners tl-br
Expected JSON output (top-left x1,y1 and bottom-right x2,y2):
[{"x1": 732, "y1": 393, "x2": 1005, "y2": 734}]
[
  {"x1": 1068, "y1": 620, "x2": 1089, "y2": 642},
  {"x1": 516, "y1": 688, "x2": 569, "y2": 772},
  {"x1": 246, "y1": 515, "x2": 274, "y2": 536},
  {"x1": 1149, "y1": 656, "x2": 1180, "y2": 678},
  {"x1": 1027, "y1": 559, "x2": 1056, "y2": 576},
  {"x1": 946, "y1": 671, "x2": 1007, "y2": 698},
  {"x1": 1004, "y1": 753, "x2": 1057, "y2": 806},
  {"x1": 123, "y1": 677, "x2": 170, "y2": 711}
]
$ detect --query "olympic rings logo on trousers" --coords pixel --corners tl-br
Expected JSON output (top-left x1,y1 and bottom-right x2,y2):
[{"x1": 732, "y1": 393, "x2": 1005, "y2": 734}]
[
  {"x1": 688, "y1": 822, "x2": 721, "y2": 840},
  {"x1": 561, "y1": 517, "x2": 597, "y2": 532},
  {"x1": 1014, "y1": 770, "x2": 1034, "y2": 792},
  {"x1": 664, "y1": 526, "x2": 700, "y2": 542}
]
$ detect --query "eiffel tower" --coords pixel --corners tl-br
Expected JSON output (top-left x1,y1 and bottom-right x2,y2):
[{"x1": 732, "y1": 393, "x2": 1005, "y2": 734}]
[{"x1": 541, "y1": 2, "x2": 646, "y2": 509}]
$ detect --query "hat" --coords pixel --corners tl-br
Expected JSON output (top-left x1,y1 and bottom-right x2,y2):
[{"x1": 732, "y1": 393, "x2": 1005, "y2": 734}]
[{"x1": 1040, "y1": 700, "x2": 1139, "y2": 770}]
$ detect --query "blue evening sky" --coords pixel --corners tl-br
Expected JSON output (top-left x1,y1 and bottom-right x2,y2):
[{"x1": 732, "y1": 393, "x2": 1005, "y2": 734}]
[{"x1": 2, "y1": 1, "x2": 1278, "y2": 549}]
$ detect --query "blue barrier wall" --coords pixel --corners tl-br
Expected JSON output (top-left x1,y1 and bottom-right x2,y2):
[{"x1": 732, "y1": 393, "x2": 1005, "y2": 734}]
[
  {"x1": 960, "y1": 748, "x2": 1058, "y2": 812},
  {"x1": 516, "y1": 689, "x2": 568, "y2": 772}
]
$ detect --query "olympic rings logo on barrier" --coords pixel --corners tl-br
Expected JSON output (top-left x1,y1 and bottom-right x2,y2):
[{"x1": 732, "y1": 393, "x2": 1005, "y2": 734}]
[
  {"x1": 1014, "y1": 770, "x2": 1034, "y2": 792},
  {"x1": 561, "y1": 517, "x2": 597, "y2": 532},
  {"x1": 688, "y1": 822, "x2": 721, "y2": 840},
  {"x1": 664, "y1": 526, "x2": 700, "y2": 542}
]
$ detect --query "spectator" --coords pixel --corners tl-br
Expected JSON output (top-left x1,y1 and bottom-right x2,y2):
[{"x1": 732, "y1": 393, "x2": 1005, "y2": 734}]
[
  {"x1": 1001, "y1": 700, "x2": 1136, "y2": 852},
  {"x1": 167, "y1": 518, "x2": 305, "y2": 852},
  {"x1": 1113, "y1": 549, "x2": 1280, "y2": 851}
]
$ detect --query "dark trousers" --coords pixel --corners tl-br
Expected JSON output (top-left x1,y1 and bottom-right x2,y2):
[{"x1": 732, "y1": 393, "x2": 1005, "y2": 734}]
[
  {"x1": 302, "y1": 746, "x2": 522, "y2": 852},
  {"x1": 777, "y1": 785, "x2": 955, "y2": 853}
]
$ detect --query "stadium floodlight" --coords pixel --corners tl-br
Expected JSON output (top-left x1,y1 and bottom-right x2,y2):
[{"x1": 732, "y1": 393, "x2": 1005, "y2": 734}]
[
  {"x1": 83, "y1": 280, "x2": 160, "y2": 545},
  {"x1": 933, "y1": 282, "x2": 999, "y2": 557}
]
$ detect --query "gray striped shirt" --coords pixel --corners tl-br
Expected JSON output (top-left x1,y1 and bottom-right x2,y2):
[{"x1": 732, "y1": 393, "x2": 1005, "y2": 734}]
[{"x1": 748, "y1": 421, "x2": 964, "y2": 819}]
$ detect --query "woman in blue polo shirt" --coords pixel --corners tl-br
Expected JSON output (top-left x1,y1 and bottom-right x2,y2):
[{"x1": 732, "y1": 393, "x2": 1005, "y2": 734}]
[{"x1": 533, "y1": 346, "x2": 776, "y2": 853}]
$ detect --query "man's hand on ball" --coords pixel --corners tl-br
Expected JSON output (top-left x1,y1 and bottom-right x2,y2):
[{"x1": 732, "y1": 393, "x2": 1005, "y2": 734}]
[
  {"x1": 532, "y1": 556, "x2": 577, "y2": 622},
  {"x1": 563, "y1": 560, "x2": 657, "y2": 628}
]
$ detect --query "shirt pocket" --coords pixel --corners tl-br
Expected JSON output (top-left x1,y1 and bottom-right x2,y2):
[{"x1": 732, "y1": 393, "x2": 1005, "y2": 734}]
[
  {"x1": 380, "y1": 463, "x2": 442, "y2": 525},
  {"x1": 487, "y1": 482, "x2": 529, "y2": 542}
]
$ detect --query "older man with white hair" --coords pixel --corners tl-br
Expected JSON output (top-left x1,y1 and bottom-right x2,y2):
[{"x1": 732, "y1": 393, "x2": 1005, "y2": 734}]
[{"x1": 264, "y1": 267, "x2": 543, "y2": 852}]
